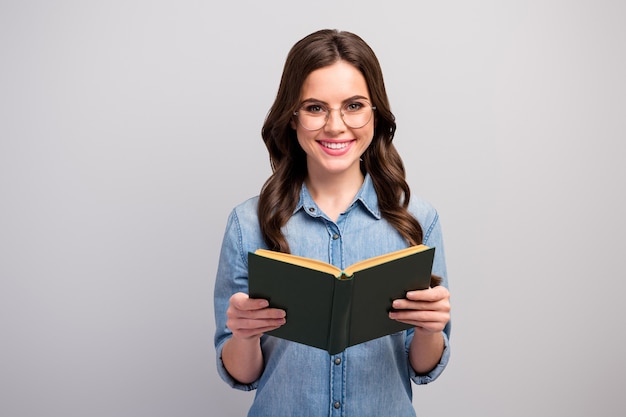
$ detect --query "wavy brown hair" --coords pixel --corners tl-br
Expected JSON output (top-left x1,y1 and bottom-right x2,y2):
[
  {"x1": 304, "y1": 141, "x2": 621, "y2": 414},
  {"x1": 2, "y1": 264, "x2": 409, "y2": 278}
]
[{"x1": 258, "y1": 30, "x2": 439, "y2": 285}]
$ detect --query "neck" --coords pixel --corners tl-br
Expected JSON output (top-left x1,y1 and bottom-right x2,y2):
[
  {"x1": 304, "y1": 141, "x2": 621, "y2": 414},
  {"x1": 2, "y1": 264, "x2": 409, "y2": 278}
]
[{"x1": 305, "y1": 166, "x2": 365, "y2": 221}]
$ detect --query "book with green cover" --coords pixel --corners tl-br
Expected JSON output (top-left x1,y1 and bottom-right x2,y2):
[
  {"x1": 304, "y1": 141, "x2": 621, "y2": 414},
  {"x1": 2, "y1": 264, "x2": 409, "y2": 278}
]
[{"x1": 247, "y1": 244, "x2": 435, "y2": 355}]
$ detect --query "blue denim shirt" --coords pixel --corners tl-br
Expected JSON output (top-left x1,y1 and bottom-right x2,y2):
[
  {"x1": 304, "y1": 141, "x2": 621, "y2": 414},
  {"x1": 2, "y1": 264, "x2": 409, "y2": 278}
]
[{"x1": 214, "y1": 174, "x2": 450, "y2": 417}]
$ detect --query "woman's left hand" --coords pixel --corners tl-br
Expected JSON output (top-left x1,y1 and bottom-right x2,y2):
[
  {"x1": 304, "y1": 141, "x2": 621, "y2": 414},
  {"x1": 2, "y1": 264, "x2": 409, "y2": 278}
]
[{"x1": 389, "y1": 286, "x2": 451, "y2": 334}]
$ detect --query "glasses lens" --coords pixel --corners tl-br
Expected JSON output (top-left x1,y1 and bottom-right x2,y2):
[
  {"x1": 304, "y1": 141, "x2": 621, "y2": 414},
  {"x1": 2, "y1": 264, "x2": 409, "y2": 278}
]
[
  {"x1": 342, "y1": 102, "x2": 373, "y2": 129},
  {"x1": 298, "y1": 112, "x2": 326, "y2": 130}
]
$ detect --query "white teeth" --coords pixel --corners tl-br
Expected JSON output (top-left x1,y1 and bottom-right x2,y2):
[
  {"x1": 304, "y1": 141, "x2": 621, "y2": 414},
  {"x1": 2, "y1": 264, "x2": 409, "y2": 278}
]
[{"x1": 321, "y1": 141, "x2": 348, "y2": 149}]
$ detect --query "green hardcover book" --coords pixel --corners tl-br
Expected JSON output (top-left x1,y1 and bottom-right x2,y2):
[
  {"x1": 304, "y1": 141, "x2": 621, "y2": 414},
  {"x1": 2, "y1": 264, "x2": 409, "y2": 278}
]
[{"x1": 248, "y1": 245, "x2": 435, "y2": 355}]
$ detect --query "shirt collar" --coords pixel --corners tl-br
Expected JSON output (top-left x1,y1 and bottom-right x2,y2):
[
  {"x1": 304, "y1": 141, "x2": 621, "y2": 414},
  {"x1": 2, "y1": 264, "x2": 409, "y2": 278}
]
[{"x1": 294, "y1": 173, "x2": 381, "y2": 220}]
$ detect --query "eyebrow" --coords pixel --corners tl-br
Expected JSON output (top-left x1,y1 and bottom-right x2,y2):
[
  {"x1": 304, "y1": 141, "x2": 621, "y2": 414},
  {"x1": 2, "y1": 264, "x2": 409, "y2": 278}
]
[{"x1": 299, "y1": 95, "x2": 371, "y2": 106}]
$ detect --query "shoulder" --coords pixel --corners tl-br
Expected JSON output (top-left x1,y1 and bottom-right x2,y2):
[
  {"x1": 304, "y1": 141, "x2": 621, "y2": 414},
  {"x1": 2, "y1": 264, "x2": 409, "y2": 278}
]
[
  {"x1": 224, "y1": 196, "x2": 266, "y2": 253},
  {"x1": 230, "y1": 195, "x2": 260, "y2": 220},
  {"x1": 227, "y1": 195, "x2": 261, "y2": 235},
  {"x1": 407, "y1": 194, "x2": 441, "y2": 241},
  {"x1": 408, "y1": 194, "x2": 438, "y2": 223}
]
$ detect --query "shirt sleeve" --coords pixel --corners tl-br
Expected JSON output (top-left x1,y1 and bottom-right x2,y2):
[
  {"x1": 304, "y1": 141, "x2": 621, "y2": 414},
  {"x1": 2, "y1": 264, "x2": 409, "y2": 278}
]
[
  {"x1": 213, "y1": 209, "x2": 259, "y2": 391},
  {"x1": 406, "y1": 208, "x2": 452, "y2": 384}
]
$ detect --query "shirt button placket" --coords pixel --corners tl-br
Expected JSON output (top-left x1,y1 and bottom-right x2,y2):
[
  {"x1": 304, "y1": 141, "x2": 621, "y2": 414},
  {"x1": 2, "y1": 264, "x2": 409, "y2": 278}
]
[
  {"x1": 331, "y1": 352, "x2": 344, "y2": 415},
  {"x1": 328, "y1": 222, "x2": 344, "y2": 416}
]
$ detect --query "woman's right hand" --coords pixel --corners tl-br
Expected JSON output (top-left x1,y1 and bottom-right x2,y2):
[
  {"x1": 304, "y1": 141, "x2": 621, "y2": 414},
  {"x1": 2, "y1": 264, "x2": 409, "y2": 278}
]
[
  {"x1": 226, "y1": 292, "x2": 286, "y2": 340},
  {"x1": 222, "y1": 292, "x2": 285, "y2": 383}
]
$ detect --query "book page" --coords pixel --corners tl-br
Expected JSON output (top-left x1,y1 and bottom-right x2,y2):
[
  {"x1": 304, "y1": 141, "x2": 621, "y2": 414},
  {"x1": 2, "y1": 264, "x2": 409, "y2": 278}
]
[
  {"x1": 254, "y1": 249, "x2": 342, "y2": 277},
  {"x1": 344, "y1": 244, "x2": 430, "y2": 275}
]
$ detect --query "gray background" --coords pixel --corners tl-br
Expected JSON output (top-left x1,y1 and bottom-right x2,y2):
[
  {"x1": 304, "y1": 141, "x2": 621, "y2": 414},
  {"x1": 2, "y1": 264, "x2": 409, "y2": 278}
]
[{"x1": 1, "y1": 1, "x2": 624, "y2": 416}]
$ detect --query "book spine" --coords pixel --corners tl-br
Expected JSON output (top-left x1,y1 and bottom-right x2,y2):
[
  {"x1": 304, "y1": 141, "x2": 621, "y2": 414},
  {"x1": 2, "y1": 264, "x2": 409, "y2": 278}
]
[{"x1": 327, "y1": 278, "x2": 354, "y2": 355}]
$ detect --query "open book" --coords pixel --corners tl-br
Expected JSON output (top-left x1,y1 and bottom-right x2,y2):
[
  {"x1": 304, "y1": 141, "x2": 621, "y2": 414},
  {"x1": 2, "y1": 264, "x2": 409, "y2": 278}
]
[{"x1": 248, "y1": 245, "x2": 435, "y2": 355}]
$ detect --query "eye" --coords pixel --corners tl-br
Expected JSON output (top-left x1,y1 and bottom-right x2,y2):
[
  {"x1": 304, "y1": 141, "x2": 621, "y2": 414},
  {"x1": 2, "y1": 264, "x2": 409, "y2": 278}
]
[
  {"x1": 344, "y1": 101, "x2": 365, "y2": 112},
  {"x1": 303, "y1": 103, "x2": 327, "y2": 114}
]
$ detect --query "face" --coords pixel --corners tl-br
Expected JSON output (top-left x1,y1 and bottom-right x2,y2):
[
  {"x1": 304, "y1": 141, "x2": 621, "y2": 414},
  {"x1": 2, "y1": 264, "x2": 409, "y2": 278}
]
[{"x1": 292, "y1": 61, "x2": 374, "y2": 180}]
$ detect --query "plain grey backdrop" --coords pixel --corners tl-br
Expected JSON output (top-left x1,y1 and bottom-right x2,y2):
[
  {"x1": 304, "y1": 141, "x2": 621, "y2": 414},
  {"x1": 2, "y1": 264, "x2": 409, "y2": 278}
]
[{"x1": 1, "y1": 1, "x2": 625, "y2": 416}]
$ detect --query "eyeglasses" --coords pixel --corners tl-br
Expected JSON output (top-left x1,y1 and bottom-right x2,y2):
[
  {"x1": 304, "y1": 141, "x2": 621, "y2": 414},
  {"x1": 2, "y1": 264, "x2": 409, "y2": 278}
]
[{"x1": 293, "y1": 100, "x2": 376, "y2": 131}]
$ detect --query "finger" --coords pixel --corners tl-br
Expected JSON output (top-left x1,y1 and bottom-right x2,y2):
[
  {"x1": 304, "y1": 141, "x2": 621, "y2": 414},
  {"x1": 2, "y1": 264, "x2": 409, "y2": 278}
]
[
  {"x1": 228, "y1": 316, "x2": 286, "y2": 332},
  {"x1": 230, "y1": 292, "x2": 270, "y2": 311},
  {"x1": 229, "y1": 322, "x2": 286, "y2": 339},
  {"x1": 405, "y1": 286, "x2": 449, "y2": 302},
  {"x1": 226, "y1": 317, "x2": 286, "y2": 337},
  {"x1": 228, "y1": 305, "x2": 286, "y2": 321},
  {"x1": 392, "y1": 298, "x2": 450, "y2": 313},
  {"x1": 388, "y1": 311, "x2": 449, "y2": 332},
  {"x1": 389, "y1": 309, "x2": 448, "y2": 323}
]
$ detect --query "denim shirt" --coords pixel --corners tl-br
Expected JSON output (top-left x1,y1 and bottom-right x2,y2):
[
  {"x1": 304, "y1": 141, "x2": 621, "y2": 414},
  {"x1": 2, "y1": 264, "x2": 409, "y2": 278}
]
[{"x1": 214, "y1": 174, "x2": 450, "y2": 417}]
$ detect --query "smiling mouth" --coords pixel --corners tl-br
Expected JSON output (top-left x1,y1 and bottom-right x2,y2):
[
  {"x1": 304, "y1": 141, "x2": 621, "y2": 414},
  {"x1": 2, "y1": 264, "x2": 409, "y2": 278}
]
[{"x1": 319, "y1": 141, "x2": 351, "y2": 150}]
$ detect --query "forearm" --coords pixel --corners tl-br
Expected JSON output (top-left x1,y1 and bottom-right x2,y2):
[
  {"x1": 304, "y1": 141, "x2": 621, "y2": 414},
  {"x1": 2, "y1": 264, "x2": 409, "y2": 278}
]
[
  {"x1": 222, "y1": 335, "x2": 264, "y2": 384},
  {"x1": 409, "y1": 328, "x2": 445, "y2": 375}
]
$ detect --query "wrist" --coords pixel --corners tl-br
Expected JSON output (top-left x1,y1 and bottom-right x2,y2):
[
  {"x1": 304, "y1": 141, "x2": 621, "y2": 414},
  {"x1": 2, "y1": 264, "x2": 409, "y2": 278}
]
[
  {"x1": 411, "y1": 328, "x2": 444, "y2": 350},
  {"x1": 230, "y1": 332, "x2": 263, "y2": 345}
]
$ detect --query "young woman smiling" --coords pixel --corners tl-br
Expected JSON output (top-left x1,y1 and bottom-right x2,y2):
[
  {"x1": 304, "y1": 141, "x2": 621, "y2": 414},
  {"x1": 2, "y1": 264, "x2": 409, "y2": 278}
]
[{"x1": 214, "y1": 29, "x2": 451, "y2": 417}]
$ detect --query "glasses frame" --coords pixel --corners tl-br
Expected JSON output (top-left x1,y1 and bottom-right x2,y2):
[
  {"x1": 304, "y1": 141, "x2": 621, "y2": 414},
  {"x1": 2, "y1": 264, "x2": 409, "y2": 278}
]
[{"x1": 293, "y1": 101, "x2": 377, "y2": 131}]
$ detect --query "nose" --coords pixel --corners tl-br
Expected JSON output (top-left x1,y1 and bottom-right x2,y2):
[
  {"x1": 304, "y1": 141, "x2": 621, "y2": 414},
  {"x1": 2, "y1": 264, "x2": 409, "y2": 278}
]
[{"x1": 325, "y1": 108, "x2": 346, "y2": 132}]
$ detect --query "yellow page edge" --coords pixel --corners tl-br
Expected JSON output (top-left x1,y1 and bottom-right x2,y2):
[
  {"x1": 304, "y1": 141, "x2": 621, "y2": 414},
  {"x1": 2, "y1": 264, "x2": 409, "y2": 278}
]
[
  {"x1": 343, "y1": 244, "x2": 430, "y2": 276},
  {"x1": 254, "y1": 249, "x2": 342, "y2": 277}
]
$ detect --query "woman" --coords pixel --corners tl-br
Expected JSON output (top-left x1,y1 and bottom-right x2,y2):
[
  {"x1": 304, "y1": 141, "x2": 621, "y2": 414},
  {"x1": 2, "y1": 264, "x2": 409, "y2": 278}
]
[{"x1": 214, "y1": 29, "x2": 451, "y2": 416}]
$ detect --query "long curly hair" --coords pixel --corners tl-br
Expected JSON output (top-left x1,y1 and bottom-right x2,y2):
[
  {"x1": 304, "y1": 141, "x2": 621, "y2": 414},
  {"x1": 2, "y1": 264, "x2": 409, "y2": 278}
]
[{"x1": 258, "y1": 30, "x2": 437, "y2": 284}]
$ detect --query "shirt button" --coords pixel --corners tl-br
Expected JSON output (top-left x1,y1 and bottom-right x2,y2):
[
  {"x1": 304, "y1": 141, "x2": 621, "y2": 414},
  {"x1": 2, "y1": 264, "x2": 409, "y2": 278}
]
[
  {"x1": 308, "y1": 207, "x2": 315, "y2": 212},
  {"x1": 334, "y1": 357, "x2": 341, "y2": 365},
  {"x1": 333, "y1": 401, "x2": 341, "y2": 409},
  {"x1": 332, "y1": 233, "x2": 339, "y2": 240}
]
